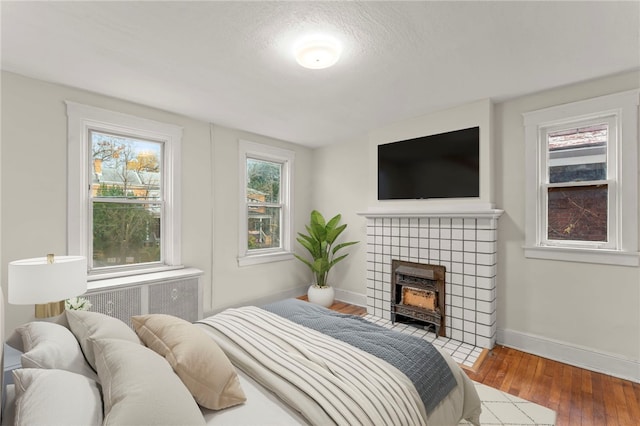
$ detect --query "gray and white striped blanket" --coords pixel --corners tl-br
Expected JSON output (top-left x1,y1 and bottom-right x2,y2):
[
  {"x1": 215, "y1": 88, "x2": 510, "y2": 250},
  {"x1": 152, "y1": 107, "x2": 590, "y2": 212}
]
[{"x1": 198, "y1": 306, "x2": 427, "y2": 425}]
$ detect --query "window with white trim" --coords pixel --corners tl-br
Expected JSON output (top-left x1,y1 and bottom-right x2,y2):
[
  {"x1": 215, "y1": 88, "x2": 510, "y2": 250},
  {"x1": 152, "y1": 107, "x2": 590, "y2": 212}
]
[
  {"x1": 523, "y1": 90, "x2": 639, "y2": 266},
  {"x1": 238, "y1": 140, "x2": 294, "y2": 266},
  {"x1": 67, "y1": 102, "x2": 183, "y2": 278}
]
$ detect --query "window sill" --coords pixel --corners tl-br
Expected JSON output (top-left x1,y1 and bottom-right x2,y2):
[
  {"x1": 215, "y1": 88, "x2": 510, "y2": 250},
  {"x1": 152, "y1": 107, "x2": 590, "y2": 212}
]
[
  {"x1": 524, "y1": 245, "x2": 639, "y2": 267},
  {"x1": 238, "y1": 251, "x2": 294, "y2": 267},
  {"x1": 86, "y1": 266, "x2": 203, "y2": 291}
]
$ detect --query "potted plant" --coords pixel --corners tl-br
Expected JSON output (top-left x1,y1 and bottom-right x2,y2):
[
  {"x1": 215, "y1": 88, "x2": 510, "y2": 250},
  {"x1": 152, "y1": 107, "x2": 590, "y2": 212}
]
[{"x1": 295, "y1": 210, "x2": 358, "y2": 307}]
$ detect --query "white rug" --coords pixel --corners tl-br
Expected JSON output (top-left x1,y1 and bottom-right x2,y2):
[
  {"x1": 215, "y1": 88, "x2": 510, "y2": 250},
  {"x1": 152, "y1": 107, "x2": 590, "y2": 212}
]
[{"x1": 459, "y1": 382, "x2": 556, "y2": 425}]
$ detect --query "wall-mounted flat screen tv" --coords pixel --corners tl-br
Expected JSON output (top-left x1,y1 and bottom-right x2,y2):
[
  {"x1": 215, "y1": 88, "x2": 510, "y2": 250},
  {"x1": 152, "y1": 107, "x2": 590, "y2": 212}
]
[{"x1": 378, "y1": 126, "x2": 480, "y2": 200}]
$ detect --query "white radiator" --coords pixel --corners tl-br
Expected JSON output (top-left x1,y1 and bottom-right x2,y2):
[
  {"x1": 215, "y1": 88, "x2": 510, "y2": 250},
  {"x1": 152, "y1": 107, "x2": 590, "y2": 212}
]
[{"x1": 83, "y1": 268, "x2": 203, "y2": 328}]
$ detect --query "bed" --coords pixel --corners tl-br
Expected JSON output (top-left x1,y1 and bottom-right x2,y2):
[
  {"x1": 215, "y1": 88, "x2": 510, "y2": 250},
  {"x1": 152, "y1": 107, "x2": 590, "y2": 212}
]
[{"x1": 1, "y1": 295, "x2": 481, "y2": 425}]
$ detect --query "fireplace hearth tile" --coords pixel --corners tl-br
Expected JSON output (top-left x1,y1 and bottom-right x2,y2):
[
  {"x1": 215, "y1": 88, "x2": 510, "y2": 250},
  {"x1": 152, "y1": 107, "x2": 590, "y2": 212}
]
[{"x1": 364, "y1": 313, "x2": 484, "y2": 370}]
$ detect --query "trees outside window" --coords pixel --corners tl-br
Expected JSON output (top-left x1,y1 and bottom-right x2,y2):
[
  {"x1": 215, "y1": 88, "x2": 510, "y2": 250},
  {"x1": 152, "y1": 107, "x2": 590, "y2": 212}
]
[
  {"x1": 67, "y1": 101, "x2": 182, "y2": 278},
  {"x1": 238, "y1": 140, "x2": 294, "y2": 266},
  {"x1": 90, "y1": 131, "x2": 163, "y2": 268}
]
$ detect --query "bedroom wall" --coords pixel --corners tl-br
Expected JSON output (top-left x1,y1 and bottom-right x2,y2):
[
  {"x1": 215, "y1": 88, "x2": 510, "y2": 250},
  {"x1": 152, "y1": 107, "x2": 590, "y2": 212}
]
[
  {"x1": 311, "y1": 133, "x2": 369, "y2": 304},
  {"x1": 495, "y1": 71, "x2": 640, "y2": 381},
  {"x1": 315, "y1": 71, "x2": 640, "y2": 381},
  {"x1": 0, "y1": 71, "x2": 312, "y2": 334}
]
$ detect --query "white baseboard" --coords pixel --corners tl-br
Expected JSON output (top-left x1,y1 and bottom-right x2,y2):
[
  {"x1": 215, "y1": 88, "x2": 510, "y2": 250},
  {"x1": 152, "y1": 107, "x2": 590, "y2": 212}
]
[
  {"x1": 334, "y1": 288, "x2": 367, "y2": 308},
  {"x1": 498, "y1": 328, "x2": 640, "y2": 383},
  {"x1": 203, "y1": 285, "x2": 308, "y2": 317}
]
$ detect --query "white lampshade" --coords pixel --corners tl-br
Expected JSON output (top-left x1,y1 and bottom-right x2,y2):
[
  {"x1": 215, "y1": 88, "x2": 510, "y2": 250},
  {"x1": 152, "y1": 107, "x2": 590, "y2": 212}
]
[{"x1": 8, "y1": 255, "x2": 87, "y2": 305}]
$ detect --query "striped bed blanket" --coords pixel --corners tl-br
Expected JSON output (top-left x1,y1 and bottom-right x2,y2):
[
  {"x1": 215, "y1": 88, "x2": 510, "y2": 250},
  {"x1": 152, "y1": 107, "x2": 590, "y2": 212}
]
[
  {"x1": 262, "y1": 298, "x2": 457, "y2": 414},
  {"x1": 198, "y1": 306, "x2": 426, "y2": 425}
]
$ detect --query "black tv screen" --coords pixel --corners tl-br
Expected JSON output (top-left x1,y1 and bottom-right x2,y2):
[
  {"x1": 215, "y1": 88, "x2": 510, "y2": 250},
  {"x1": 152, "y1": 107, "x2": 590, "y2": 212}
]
[{"x1": 378, "y1": 126, "x2": 480, "y2": 200}]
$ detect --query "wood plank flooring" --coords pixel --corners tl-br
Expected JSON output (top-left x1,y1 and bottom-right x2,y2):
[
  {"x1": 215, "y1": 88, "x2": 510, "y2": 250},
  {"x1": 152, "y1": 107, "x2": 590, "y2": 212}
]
[{"x1": 323, "y1": 299, "x2": 640, "y2": 426}]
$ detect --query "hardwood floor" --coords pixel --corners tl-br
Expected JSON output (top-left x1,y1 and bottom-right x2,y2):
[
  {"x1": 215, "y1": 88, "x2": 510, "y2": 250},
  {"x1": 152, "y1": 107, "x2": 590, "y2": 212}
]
[{"x1": 325, "y1": 299, "x2": 640, "y2": 426}]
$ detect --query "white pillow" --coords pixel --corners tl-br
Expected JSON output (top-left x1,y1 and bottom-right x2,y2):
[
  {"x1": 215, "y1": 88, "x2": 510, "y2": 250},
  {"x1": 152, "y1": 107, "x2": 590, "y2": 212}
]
[
  {"x1": 93, "y1": 338, "x2": 206, "y2": 426},
  {"x1": 12, "y1": 368, "x2": 103, "y2": 426},
  {"x1": 15, "y1": 321, "x2": 98, "y2": 381},
  {"x1": 66, "y1": 309, "x2": 141, "y2": 370}
]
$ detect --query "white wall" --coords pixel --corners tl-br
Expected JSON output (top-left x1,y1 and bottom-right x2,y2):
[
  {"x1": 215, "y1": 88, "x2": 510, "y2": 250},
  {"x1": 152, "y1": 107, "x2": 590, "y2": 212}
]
[
  {"x1": 495, "y1": 71, "x2": 640, "y2": 380},
  {"x1": 0, "y1": 71, "x2": 312, "y2": 333},
  {"x1": 311, "y1": 133, "x2": 369, "y2": 303},
  {"x1": 209, "y1": 124, "x2": 312, "y2": 311},
  {"x1": 315, "y1": 71, "x2": 640, "y2": 381},
  {"x1": 368, "y1": 98, "x2": 495, "y2": 209}
]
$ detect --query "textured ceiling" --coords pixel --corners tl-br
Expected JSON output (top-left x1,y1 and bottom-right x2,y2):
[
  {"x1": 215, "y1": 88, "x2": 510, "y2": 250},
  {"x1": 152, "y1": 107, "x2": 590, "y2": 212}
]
[{"x1": 2, "y1": 1, "x2": 639, "y2": 147}]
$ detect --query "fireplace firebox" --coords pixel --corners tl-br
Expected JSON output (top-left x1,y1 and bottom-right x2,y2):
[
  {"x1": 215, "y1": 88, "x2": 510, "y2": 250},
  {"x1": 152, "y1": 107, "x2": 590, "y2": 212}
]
[{"x1": 391, "y1": 260, "x2": 446, "y2": 337}]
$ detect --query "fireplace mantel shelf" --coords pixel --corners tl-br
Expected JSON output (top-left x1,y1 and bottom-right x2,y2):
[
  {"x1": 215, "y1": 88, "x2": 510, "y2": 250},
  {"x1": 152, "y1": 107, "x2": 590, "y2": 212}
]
[{"x1": 357, "y1": 207, "x2": 504, "y2": 220}]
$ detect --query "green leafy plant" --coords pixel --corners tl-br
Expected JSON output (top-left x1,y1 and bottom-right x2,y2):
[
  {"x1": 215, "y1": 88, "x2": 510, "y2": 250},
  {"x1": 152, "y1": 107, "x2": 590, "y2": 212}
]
[{"x1": 294, "y1": 210, "x2": 358, "y2": 288}]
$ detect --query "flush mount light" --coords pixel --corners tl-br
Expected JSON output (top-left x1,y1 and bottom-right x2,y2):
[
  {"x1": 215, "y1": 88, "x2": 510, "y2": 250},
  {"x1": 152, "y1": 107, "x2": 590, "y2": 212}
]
[{"x1": 294, "y1": 36, "x2": 342, "y2": 69}]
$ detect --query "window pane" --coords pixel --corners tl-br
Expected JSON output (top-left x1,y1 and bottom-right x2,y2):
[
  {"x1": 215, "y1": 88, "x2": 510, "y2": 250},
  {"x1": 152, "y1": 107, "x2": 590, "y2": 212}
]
[
  {"x1": 91, "y1": 131, "x2": 162, "y2": 200},
  {"x1": 247, "y1": 158, "x2": 281, "y2": 203},
  {"x1": 247, "y1": 207, "x2": 281, "y2": 250},
  {"x1": 547, "y1": 185, "x2": 607, "y2": 242},
  {"x1": 92, "y1": 202, "x2": 161, "y2": 267},
  {"x1": 548, "y1": 124, "x2": 607, "y2": 184}
]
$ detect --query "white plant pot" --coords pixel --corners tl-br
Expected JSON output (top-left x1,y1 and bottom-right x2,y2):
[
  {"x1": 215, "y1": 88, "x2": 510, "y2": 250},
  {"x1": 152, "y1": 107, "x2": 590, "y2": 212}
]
[{"x1": 307, "y1": 285, "x2": 335, "y2": 308}]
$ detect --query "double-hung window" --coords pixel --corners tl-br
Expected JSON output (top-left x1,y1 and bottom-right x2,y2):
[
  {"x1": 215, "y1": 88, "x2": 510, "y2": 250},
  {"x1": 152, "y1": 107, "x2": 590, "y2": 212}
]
[
  {"x1": 238, "y1": 140, "x2": 294, "y2": 266},
  {"x1": 523, "y1": 90, "x2": 639, "y2": 266},
  {"x1": 67, "y1": 102, "x2": 183, "y2": 278}
]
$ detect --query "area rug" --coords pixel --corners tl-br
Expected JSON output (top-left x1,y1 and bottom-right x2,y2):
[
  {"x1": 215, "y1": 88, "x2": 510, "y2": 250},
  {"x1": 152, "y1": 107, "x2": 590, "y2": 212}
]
[{"x1": 459, "y1": 382, "x2": 557, "y2": 425}]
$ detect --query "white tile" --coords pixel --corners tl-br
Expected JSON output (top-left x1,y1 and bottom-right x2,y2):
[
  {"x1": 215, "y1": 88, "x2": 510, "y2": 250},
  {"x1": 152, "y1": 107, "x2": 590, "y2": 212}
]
[
  {"x1": 476, "y1": 252, "x2": 495, "y2": 266},
  {"x1": 463, "y1": 321, "x2": 476, "y2": 333},
  {"x1": 440, "y1": 228, "x2": 451, "y2": 239},
  {"x1": 452, "y1": 317, "x2": 463, "y2": 330},
  {"x1": 463, "y1": 309, "x2": 476, "y2": 321},
  {"x1": 463, "y1": 298, "x2": 476, "y2": 310},
  {"x1": 476, "y1": 241, "x2": 496, "y2": 254},
  {"x1": 463, "y1": 332, "x2": 476, "y2": 345},
  {"x1": 477, "y1": 264, "x2": 496, "y2": 278},
  {"x1": 477, "y1": 288, "x2": 492, "y2": 302},
  {"x1": 452, "y1": 228, "x2": 464, "y2": 240},
  {"x1": 463, "y1": 228, "x2": 476, "y2": 241},
  {"x1": 463, "y1": 252, "x2": 476, "y2": 264},
  {"x1": 477, "y1": 276, "x2": 495, "y2": 290},
  {"x1": 475, "y1": 218, "x2": 496, "y2": 230},
  {"x1": 463, "y1": 263, "x2": 476, "y2": 276},
  {"x1": 476, "y1": 324, "x2": 492, "y2": 338},
  {"x1": 452, "y1": 218, "x2": 464, "y2": 228},
  {"x1": 463, "y1": 240, "x2": 476, "y2": 252},
  {"x1": 451, "y1": 284, "x2": 463, "y2": 296},
  {"x1": 477, "y1": 229, "x2": 496, "y2": 242},
  {"x1": 483, "y1": 401, "x2": 536, "y2": 424},
  {"x1": 463, "y1": 286, "x2": 476, "y2": 298},
  {"x1": 429, "y1": 249, "x2": 440, "y2": 261},
  {"x1": 463, "y1": 274, "x2": 476, "y2": 286}
]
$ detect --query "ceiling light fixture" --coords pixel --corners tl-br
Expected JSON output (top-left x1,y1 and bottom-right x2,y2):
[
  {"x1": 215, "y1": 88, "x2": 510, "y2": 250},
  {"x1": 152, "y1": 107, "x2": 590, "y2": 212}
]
[{"x1": 294, "y1": 36, "x2": 342, "y2": 69}]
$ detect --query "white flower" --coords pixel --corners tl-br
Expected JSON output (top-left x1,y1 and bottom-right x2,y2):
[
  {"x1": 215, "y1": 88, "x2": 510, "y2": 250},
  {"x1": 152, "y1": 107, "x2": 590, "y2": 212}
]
[{"x1": 65, "y1": 297, "x2": 93, "y2": 311}]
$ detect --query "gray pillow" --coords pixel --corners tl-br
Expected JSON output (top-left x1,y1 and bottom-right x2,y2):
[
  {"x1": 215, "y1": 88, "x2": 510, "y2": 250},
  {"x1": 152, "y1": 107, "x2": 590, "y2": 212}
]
[
  {"x1": 66, "y1": 310, "x2": 141, "y2": 370},
  {"x1": 13, "y1": 368, "x2": 103, "y2": 426},
  {"x1": 15, "y1": 322, "x2": 97, "y2": 381}
]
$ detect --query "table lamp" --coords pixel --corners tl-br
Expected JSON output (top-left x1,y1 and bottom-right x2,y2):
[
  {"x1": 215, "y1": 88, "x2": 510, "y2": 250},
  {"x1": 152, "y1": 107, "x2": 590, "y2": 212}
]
[{"x1": 8, "y1": 254, "x2": 87, "y2": 318}]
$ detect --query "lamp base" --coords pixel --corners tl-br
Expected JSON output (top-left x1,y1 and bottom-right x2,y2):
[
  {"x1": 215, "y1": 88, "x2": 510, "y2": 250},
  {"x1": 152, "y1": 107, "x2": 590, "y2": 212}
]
[{"x1": 35, "y1": 301, "x2": 65, "y2": 318}]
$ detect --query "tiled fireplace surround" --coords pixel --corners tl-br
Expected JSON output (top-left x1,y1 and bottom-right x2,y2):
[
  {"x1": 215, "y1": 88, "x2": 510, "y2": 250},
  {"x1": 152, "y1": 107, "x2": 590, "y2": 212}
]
[{"x1": 364, "y1": 211, "x2": 501, "y2": 349}]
